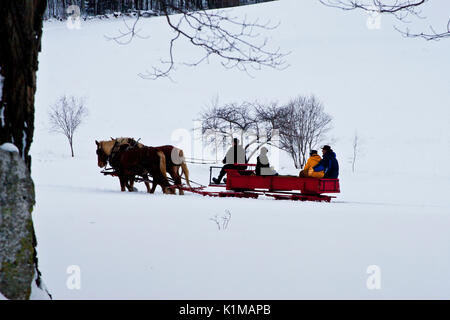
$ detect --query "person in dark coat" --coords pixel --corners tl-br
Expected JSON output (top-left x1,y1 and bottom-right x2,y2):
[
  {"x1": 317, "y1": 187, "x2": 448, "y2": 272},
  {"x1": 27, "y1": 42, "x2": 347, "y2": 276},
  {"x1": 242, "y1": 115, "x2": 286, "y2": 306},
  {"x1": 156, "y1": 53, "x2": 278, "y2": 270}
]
[
  {"x1": 313, "y1": 145, "x2": 339, "y2": 179},
  {"x1": 212, "y1": 138, "x2": 247, "y2": 184}
]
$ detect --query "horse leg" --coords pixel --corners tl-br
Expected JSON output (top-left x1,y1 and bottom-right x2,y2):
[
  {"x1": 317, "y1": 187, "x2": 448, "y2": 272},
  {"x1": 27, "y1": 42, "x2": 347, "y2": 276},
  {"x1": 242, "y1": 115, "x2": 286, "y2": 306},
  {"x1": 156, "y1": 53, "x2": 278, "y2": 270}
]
[
  {"x1": 126, "y1": 180, "x2": 134, "y2": 192},
  {"x1": 125, "y1": 177, "x2": 135, "y2": 192},
  {"x1": 149, "y1": 177, "x2": 157, "y2": 194},
  {"x1": 154, "y1": 151, "x2": 174, "y2": 194},
  {"x1": 163, "y1": 182, "x2": 175, "y2": 194},
  {"x1": 140, "y1": 173, "x2": 152, "y2": 193},
  {"x1": 153, "y1": 171, "x2": 174, "y2": 195},
  {"x1": 144, "y1": 181, "x2": 152, "y2": 193},
  {"x1": 170, "y1": 166, "x2": 183, "y2": 195},
  {"x1": 129, "y1": 178, "x2": 135, "y2": 190},
  {"x1": 121, "y1": 174, "x2": 134, "y2": 192},
  {"x1": 155, "y1": 178, "x2": 166, "y2": 194},
  {"x1": 118, "y1": 175, "x2": 127, "y2": 192},
  {"x1": 134, "y1": 173, "x2": 151, "y2": 193},
  {"x1": 179, "y1": 151, "x2": 192, "y2": 189}
]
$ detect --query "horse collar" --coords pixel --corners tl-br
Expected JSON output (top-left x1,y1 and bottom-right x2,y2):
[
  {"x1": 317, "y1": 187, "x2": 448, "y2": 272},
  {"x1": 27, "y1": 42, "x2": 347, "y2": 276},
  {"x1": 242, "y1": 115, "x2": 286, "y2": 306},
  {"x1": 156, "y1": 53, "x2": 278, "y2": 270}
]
[{"x1": 108, "y1": 141, "x2": 120, "y2": 163}]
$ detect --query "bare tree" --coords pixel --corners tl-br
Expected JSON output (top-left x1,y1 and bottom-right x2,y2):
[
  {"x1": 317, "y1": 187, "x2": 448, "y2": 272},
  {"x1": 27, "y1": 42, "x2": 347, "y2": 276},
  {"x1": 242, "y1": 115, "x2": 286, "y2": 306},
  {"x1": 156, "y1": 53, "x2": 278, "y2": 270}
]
[
  {"x1": 106, "y1": 0, "x2": 288, "y2": 79},
  {"x1": 49, "y1": 95, "x2": 87, "y2": 157},
  {"x1": 319, "y1": 0, "x2": 449, "y2": 40},
  {"x1": 198, "y1": 99, "x2": 279, "y2": 162},
  {"x1": 277, "y1": 95, "x2": 332, "y2": 169},
  {"x1": 198, "y1": 95, "x2": 332, "y2": 168}
]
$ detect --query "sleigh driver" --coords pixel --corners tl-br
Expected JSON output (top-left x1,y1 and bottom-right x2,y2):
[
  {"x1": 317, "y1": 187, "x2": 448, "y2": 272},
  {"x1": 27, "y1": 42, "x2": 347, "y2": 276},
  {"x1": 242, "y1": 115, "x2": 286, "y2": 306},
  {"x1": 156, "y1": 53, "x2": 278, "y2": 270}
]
[{"x1": 212, "y1": 138, "x2": 248, "y2": 184}]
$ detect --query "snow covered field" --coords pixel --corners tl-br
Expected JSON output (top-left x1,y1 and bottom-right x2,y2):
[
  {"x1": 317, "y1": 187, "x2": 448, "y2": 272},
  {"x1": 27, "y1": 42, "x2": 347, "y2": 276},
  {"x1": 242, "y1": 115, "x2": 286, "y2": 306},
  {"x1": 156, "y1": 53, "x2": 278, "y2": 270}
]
[{"x1": 31, "y1": 0, "x2": 450, "y2": 299}]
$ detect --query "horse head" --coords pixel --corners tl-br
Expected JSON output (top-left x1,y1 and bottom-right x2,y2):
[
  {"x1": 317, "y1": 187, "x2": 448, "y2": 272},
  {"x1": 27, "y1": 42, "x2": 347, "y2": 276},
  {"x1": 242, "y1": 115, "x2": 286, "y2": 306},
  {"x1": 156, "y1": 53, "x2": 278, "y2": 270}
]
[{"x1": 95, "y1": 140, "x2": 114, "y2": 168}]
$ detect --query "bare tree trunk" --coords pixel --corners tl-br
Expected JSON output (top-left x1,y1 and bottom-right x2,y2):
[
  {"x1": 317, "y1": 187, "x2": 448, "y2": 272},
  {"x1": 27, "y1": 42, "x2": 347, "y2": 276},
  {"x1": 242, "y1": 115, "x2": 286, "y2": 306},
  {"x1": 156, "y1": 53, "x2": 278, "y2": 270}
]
[
  {"x1": 61, "y1": 0, "x2": 66, "y2": 19},
  {"x1": 80, "y1": 0, "x2": 85, "y2": 16},
  {"x1": 69, "y1": 138, "x2": 74, "y2": 157},
  {"x1": 352, "y1": 132, "x2": 359, "y2": 173},
  {"x1": 0, "y1": 0, "x2": 50, "y2": 300},
  {"x1": 289, "y1": 147, "x2": 299, "y2": 169},
  {"x1": 0, "y1": 0, "x2": 46, "y2": 170}
]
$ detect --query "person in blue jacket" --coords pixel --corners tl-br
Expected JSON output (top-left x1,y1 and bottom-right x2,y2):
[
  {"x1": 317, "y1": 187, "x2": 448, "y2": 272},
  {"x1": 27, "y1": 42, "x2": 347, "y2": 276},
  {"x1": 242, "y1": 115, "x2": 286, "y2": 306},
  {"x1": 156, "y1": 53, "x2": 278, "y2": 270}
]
[{"x1": 313, "y1": 145, "x2": 339, "y2": 179}]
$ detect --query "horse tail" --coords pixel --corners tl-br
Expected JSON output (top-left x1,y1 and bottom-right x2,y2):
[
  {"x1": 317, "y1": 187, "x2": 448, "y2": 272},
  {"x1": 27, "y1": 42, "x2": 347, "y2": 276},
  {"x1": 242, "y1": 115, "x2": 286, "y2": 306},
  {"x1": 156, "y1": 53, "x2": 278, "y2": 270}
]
[{"x1": 178, "y1": 149, "x2": 192, "y2": 188}]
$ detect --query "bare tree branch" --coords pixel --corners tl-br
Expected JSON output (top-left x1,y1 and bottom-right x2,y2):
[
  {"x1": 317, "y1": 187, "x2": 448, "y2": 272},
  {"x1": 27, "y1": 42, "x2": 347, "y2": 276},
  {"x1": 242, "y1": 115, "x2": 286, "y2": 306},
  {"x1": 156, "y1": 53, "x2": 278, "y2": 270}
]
[
  {"x1": 107, "y1": 1, "x2": 289, "y2": 79},
  {"x1": 104, "y1": 13, "x2": 150, "y2": 45},
  {"x1": 395, "y1": 18, "x2": 450, "y2": 40},
  {"x1": 319, "y1": 0, "x2": 449, "y2": 40}
]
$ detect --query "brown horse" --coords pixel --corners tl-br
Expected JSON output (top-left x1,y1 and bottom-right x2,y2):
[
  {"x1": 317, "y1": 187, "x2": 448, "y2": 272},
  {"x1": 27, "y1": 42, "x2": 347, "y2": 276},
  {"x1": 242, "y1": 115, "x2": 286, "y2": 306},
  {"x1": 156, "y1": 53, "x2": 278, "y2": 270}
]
[
  {"x1": 110, "y1": 138, "x2": 192, "y2": 195},
  {"x1": 112, "y1": 145, "x2": 174, "y2": 194},
  {"x1": 96, "y1": 139, "x2": 167, "y2": 193},
  {"x1": 96, "y1": 139, "x2": 140, "y2": 192}
]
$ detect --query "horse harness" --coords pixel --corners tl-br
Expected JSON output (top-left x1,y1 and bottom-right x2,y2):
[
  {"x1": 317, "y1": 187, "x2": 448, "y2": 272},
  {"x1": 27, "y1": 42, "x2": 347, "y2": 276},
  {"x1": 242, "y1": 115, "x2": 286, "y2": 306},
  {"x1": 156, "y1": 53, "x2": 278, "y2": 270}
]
[
  {"x1": 108, "y1": 139, "x2": 149, "y2": 178},
  {"x1": 108, "y1": 139, "x2": 139, "y2": 168}
]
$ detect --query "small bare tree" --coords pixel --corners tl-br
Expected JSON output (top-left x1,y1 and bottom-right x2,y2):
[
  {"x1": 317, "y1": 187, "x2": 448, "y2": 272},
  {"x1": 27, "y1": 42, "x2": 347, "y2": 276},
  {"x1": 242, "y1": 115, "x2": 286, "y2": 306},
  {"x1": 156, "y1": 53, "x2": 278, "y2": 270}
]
[
  {"x1": 210, "y1": 209, "x2": 232, "y2": 231},
  {"x1": 351, "y1": 131, "x2": 363, "y2": 173},
  {"x1": 49, "y1": 95, "x2": 87, "y2": 157}
]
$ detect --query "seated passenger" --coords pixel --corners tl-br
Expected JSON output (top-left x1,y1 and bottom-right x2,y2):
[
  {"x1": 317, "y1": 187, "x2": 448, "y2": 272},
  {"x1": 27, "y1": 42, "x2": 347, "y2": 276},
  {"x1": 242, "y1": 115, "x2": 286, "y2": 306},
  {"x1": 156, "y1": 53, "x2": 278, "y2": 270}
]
[
  {"x1": 299, "y1": 150, "x2": 324, "y2": 178},
  {"x1": 212, "y1": 138, "x2": 247, "y2": 184},
  {"x1": 313, "y1": 145, "x2": 339, "y2": 179},
  {"x1": 256, "y1": 147, "x2": 278, "y2": 176}
]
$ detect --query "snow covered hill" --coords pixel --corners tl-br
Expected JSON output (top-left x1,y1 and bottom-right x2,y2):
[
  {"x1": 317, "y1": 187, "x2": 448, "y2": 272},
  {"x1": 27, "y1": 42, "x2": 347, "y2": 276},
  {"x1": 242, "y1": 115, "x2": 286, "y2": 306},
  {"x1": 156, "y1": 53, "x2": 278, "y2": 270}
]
[{"x1": 31, "y1": 0, "x2": 450, "y2": 299}]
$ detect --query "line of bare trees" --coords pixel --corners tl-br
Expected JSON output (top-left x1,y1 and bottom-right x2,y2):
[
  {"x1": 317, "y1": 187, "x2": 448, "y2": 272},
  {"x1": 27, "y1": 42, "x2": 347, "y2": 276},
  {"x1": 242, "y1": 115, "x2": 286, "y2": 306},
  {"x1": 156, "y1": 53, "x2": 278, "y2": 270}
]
[
  {"x1": 198, "y1": 95, "x2": 332, "y2": 168},
  {"x1": 44, "y1": 0, "x2": 274, "y2": 19}
]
